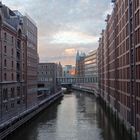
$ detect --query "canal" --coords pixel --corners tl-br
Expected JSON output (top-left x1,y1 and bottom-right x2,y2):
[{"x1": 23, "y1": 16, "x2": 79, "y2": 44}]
[{"x1": 7, "y1": 91, "x2": 131, "y2": 140}]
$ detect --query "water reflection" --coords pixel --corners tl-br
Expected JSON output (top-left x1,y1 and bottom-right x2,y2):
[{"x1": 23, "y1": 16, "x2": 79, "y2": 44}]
[{"x1": 8, "y1": 91, "x2": 131, "y2": 140}]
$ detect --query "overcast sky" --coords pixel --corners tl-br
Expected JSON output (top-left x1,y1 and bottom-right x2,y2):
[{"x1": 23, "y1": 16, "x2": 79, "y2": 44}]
[{"x1": 2, "y1": 0, "x2": 113, "y2": 66}]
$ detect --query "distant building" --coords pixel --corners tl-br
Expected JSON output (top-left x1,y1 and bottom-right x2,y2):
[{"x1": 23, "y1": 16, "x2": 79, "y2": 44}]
[
  {"x1": 63, "y1": 65, "x2": 72, "y2": 77},
  {"x1": 37, "y1": 63, "x2": 60, "y2": 101},
  {"x1": 69, "y1": 66, "x2": 76, "y2": 76},
  {"x1": 75, "y1": 51, "x2": 85, "y2": 77},
  {"x1": 75, "y1": 50, "x2": 98, "y2": 83},
  {"x1": 56, "y1": 62, "x2": 63, "y2": 77},
  {"x1": 22, "y1": 13, "x2": 38, "y2": 108},
  {"x1": 62, "y1": 65, "x2": 75, "y2": 77},
  {"x1": 84, "y1": 50, "x2": 97, "y2": 78}
]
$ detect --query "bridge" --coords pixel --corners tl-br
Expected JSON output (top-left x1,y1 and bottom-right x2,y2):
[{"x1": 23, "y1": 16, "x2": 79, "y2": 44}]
[
  {"x1": 57, "y1": 76, "x2": 98, "y2": 96},
  {"x1": 56, "y1": 76, "x2": 98, "y2": 85},
  {"x1": 56, "y1": 76, "x2": 98, "y2": 92}
]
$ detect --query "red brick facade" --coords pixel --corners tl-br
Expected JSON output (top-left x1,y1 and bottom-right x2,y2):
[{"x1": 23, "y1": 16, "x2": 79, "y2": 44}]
[
  {"x1": 0, "y1": 4, "x2": 38, "y2": 123},
  {"x1": 0, "y1": 9, "x2": 27, "y2": 122},
  {"x1": 98, "y1": 0, "x2": 140, "y2": 137}
]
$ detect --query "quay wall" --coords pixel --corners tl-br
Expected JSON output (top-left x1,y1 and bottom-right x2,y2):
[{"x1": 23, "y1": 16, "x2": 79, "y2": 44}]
[
  {"x1": 72, "y1": 85, "x2": 137, "y2": 140},
  {"x1": 0, "y1": 91, "x2": 63, "y2": 140}
]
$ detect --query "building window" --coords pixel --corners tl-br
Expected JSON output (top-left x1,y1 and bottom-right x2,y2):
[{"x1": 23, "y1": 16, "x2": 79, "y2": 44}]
[
  {"x1": 17, "y1": 100, "x2": 20, "y2": 104},
  {"x1": 11, "y1": 103, "x2": 14, "y2": 108},
  {"x1": 4, "y1": 46, "x2": 6, "y2": 53},
  {"x1": 17, "y1": 40, "x2": 21, "y2": 49},
  {"x1": 4, "y1": 59, "x2": 7, "y2": 67},
  {"x1": 5, "y1": 105, "x2": 8, "y2": 111},
  {"x1": 3, "y1": 88, "x2": 8, "y2": 100},
  {"x1": 11, "y1": 88, "x2": 15, "y2": 98},
  {"x1": 11, "y1": 73, "x2": 14, "y2": 80},
  {"x1": 18, "y1": 29, "x2": 22, "y2": 38},
  {"x1": 4, "y1": 73, "x2": 7, "y2": 81},
  {"x1": 17, "y1": 87, "x2": 20, "y2": 97}
]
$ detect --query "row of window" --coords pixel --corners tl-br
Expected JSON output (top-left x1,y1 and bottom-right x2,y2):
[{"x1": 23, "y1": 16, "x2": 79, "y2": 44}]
[
  {"x1": 4, "y1": 46, "x2": 14, "y2": 55},
  {"x1": 39, "y1": 65, "x2": 55, "y2": 69},
  {"x1": 136, "y1": 47, "x2": 140, "y2": 62},
  {"x1": 3, "y1": 45, "x2": 25, "y2": 60},
  {"x1": 3, "y1": 32, "x2": 14, "y2": 43},
  {"x1": 39, "y1": 71, "x2": 54, "y2": 75},
  {"x1": 4, "y1": 59, "x2": 14, "y2": 68},
  {"x1": 134, "y1": 0, "x2": 140, "y2": 10},
  {"x1": 135, "y1": 9, "x2": 140, "y2": 28},
  {"x1": 98, "y1": 0, "x2": 140, "y2": 132},
  {"x1": 3, "y1": 73, "x2": 25, "y2": 81},
  {"x1": 3, "y1": 99, "x2": 24, "y2": 112},
  {"x1": 38, "y1": 78, "x2": 53, "y2": 82},
  {"x1": 3, "y1": 73, "x2": 14, "y2": 81},
  {"x1": 3, "y1": 87, "x2": 21, "y2": 100},
  {"x1": 135, "y1": 27, "x2": 140, "y2": 45}
]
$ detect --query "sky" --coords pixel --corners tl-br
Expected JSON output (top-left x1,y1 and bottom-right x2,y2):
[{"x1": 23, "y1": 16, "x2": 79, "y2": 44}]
[{"x1": 2, "y1": 0, "x2": 113, "y2": 66}]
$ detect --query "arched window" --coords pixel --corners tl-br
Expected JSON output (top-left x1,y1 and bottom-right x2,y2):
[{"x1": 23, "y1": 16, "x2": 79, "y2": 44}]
[
  {"x1": 12, "y1": 61, "x2": 14, "y2": 68},
  {"x1": 11, "y1": 88, "x2": 15, "y2": 98},
  {"x1": 3, "y1": 88, "x2": 8, "y2": 100},
  {"x1": 4, "y1": 73, "x2": 7, "y2": 80},
  {"x1": 12, "y1": 36, "x2": 14, "y2": 43},
  {"x1": 18, "y1": 29, "x2": 22, "y2": 38},
  {"x1": 4, "y1": 46, "x2": 6, "y2": 53},
  {"x1": 4, "y1": 59, "x2": 7, "y2": 67},
  {"x1": 11, "y1": 73, "x2": 14, "y2": 80}
]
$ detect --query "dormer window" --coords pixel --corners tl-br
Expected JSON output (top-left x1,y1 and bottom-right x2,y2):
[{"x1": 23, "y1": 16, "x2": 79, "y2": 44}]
[{"x1": 18, "y1": 29, "x2": 22, "y2": 38}]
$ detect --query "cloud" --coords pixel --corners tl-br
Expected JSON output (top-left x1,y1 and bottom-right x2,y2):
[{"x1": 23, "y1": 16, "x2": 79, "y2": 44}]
[
  {"x1": 2, "y1": 0, "x2": 112, "y2": 65},
  {"x1": 64, "y1": 48, "x2": 76, "y2": 56},
  {"x1": 38, "y1": 42, "x2": 97, "y2": 65},
  {"x1": 51, "y1": 31, "x2": 99, "y2": 44}
]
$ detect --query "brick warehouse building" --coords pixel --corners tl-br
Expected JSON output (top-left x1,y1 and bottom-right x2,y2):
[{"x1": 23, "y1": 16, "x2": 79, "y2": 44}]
[
  {"x1": 98, "y1": 0, "x2": 140, "y2": 138},
  {"x1": 22, "y1": 14, "x2": 38, "y2": 108},
  {"x1": 0, "y1": 3, "x2": 38, "y2": 123},
  {"x1": 37, "y1": 63, "x2": 61, "y2": 101}
]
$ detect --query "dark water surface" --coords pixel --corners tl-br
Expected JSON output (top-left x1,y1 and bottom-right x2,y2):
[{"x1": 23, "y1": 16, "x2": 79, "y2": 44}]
[{"x1": 8, "y1": 91, "x2": 131, "y2": 140}]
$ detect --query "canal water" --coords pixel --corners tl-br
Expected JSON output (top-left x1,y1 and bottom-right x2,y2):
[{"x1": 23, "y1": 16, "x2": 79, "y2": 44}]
[{"x1": 8, "y1": 91, "x2": 131, "y2": 140}]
